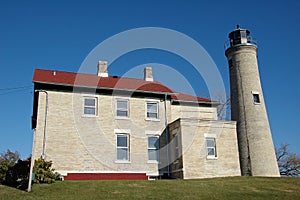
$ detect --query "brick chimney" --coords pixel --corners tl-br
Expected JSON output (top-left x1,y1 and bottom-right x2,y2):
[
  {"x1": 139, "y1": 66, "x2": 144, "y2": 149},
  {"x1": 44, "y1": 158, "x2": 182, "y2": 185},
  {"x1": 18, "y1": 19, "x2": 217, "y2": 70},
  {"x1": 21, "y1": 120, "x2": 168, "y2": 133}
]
[
  {"x1": 144, "y1": 66, "x2": 153, "y2": 82},
  {"x1": 97, "y1": 60, "x2": 108, "y2": 77}
]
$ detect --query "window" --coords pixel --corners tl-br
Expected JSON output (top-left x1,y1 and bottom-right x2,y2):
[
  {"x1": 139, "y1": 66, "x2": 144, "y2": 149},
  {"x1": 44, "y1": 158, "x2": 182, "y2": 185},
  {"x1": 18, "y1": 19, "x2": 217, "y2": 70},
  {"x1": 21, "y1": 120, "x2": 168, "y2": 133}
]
[
  {"x1": 116, "y1": 134, "x2": 129, "y2": 161},
  {"x1": 146, "y1": 102, "x2": 158, "y2": 119},
  {"x1": 253, "y1": 93, "x2": 260, "y2": 104},
  {"x1": 240, "y1": 30, "x2": 247, "y2": 38},
  {"x1": 84, "y1": 97, "x2": 97, "y2": 116},
  {"x1": 206, "y1": 138, "x2": 217, "y2": 158},
  {"x1": 252, "y1": 91, "x2": 261, "y2": 104},
  {"x1": 174, "y1": 134, "x2": 179, "y2": 160},
  {"x1": 228, "y1": 59, "x2": 233, "y2": 69},
  {"x1": 148, "y1": 136, "x2": 159, "y2": 161},
  {"x1": 116, "y1": 99, "x2": 129, "y2": 117}
]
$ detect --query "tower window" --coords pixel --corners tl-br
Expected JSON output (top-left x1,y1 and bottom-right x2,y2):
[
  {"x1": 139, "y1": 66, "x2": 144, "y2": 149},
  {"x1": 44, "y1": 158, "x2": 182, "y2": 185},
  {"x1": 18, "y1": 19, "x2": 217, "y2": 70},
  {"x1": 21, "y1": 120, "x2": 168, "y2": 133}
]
[
  {"x1": 228, "y1": 59, "x2": 233, "y2": 69},
  {"x1": 241, "y1": 30, "x2": 247, "y2": 38},
  {"x1": 253, "y1": 93, "x2": 260, "y2": 104}
]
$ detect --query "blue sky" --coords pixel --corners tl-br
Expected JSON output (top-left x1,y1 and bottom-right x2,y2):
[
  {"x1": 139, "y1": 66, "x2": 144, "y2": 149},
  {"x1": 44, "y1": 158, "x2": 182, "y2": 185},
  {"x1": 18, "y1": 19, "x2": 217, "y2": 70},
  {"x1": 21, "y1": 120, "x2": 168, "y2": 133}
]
[{"x1": 0, "y1": 0, "x2": 299, "y2": 158}]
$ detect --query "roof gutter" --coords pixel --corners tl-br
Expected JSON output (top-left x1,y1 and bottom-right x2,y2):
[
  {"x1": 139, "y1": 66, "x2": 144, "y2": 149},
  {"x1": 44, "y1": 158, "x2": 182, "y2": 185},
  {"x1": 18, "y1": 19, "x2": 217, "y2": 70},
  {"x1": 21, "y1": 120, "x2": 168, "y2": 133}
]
[
  {"x1": 171, "y1": 99, "x2": 220, "y2": 105},
  {"x1": 33, "y1": 81, "x2": 217, "y2": 105}
]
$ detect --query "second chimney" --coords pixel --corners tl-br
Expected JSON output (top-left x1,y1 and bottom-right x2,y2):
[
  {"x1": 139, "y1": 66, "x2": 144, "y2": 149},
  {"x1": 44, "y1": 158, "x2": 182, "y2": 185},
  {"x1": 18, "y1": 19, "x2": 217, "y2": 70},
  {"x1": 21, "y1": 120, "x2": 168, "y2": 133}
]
[
  {"x1": 144, "y1": 66, "x2": 153, "y2": 82},
  {"x1": 97, "y1": 60, "x2": 108, "y2": 77}
]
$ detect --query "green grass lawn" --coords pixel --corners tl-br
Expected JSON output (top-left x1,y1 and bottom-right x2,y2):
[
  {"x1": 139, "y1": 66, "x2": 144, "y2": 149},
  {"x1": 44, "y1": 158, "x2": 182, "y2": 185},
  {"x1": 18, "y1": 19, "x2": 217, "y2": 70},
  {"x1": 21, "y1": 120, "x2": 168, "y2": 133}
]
[{"x1": 0, "y1": 177, "x2": 299, "y2": 200}]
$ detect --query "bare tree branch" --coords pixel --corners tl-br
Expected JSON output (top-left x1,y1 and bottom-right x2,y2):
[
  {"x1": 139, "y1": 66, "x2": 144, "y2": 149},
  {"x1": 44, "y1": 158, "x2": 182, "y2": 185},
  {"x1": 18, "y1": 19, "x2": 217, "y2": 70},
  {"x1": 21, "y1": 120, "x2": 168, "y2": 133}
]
[
  {"x1": 276, "y1": 143, "x2": 300, "y2": 177},
  {"x1": 210, "y1": 91, "x2": 230, "y2": 120}
]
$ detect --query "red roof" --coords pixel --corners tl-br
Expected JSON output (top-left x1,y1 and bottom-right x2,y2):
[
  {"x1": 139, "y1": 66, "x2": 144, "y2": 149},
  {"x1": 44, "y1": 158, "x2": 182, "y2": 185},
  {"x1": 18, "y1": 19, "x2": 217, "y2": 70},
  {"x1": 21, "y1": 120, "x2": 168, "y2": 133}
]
[
  {"x1": 171, "y1": 93, "x2": 213, "y2": 103},
  {"x1": 33, "y1": 69, "x2": 213, "y2": 103}
]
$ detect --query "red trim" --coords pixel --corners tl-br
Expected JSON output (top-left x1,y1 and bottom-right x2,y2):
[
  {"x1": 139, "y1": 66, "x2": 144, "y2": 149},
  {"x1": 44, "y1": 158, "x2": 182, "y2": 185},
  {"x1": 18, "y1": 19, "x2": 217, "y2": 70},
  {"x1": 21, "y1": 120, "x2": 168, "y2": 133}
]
[{"x1": 64, "y1": 173, "x2": 148, "y2": 180}]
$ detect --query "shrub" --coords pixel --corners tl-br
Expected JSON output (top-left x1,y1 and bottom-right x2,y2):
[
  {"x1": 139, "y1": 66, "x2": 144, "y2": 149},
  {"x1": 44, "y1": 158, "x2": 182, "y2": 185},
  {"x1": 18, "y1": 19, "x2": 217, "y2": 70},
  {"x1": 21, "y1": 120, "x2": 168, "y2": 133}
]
[
  {"x1": 1, "y1": 150, "x2": 61, "y2": 190},
  {"x1": 33, "y1": 158, "x2": 61, "y2": 183},
  {"x1": 5, "y1": 158, "x2": 30, "y2": 190}
]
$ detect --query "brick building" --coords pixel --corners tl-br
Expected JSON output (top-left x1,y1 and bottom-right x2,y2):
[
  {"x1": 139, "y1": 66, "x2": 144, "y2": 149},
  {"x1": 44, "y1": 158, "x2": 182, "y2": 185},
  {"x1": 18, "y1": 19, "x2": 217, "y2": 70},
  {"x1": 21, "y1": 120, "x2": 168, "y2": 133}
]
[{"x1": 31, "y1": 62, "x2": 241, "y2": 180}]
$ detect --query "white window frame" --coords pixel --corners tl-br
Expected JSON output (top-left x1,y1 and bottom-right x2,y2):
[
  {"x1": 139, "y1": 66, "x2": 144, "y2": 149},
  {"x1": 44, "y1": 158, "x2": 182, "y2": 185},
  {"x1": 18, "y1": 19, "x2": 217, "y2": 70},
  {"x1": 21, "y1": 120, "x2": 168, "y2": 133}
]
[
  {"x1": 145, "y1": 100, "x2": 159, "y2": 121},
  {"x1": 83, "y1": 97, "x2": 97, "y2": 116},
  {"x1": 251, "y1": 91, "x2": 261, "y2": 105},
  {"x1": 205, "y1": 137, "x2": 217, "y2": 159},
  {"x1": 116, "y1": 134, "x2": 130, "y2": 162},
  {"x1": 147, "y1": 135, "x2": 159, "y2": 162},
  {"x1": 115, "y1": 129, "x2": 130, "y2": 163},
  {"x1": 116, "y1": 99, "x2": 129, "y2": 119}
]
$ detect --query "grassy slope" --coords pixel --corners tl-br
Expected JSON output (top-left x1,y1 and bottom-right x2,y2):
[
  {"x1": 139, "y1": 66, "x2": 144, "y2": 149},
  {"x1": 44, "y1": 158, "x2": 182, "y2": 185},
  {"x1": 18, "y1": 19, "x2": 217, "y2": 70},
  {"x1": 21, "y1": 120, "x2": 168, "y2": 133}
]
[{"x1": 0, "y1": 177, "x2": 299, "y2": 200}]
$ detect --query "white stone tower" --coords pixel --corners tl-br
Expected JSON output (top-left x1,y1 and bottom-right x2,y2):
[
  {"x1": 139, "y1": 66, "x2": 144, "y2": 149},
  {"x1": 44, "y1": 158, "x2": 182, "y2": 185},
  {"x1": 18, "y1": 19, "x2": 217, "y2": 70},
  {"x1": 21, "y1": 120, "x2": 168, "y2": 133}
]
[{"x1": 225, "y1": 25, "x2": 280, "y2": 176}]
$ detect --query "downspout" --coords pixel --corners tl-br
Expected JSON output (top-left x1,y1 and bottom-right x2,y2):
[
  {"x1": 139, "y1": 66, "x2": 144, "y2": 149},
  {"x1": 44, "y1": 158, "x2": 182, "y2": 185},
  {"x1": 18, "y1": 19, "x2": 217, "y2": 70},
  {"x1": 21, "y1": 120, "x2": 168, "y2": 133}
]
[
  {"x1": 164, "y1": 93, "x2": 170, "y2": 176},
  {"x1": 35, "y1": 90, "x2": 48, "y2": 159}
]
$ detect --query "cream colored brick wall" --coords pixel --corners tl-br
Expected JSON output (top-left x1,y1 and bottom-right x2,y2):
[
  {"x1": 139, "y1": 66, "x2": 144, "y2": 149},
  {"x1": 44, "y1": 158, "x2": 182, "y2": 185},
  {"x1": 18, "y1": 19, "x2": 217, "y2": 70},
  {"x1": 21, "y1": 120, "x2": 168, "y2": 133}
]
[
  {"x1": 170, "y1": 104, "x2": 217, "y2": 123},
  {"x1": 226, "y1": 45, "x2": 280, "y2": 177},
  {"x1": 34, "y1": 91, "x2": 168, "y2": 175},
  {"x1": 170, "y1": 119, "x2": 240, "y2": 179},
  {"x1": 34, "y1": 90, "x2": 227, "y2": 178}
]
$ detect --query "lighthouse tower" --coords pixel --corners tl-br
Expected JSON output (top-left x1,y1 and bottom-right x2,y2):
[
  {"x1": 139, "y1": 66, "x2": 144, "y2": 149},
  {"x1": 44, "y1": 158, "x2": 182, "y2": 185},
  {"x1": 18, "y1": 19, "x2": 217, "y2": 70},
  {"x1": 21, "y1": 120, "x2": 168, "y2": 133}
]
[{"x1": 225, "y1": 25, "x2": 280, "y2": 177}]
